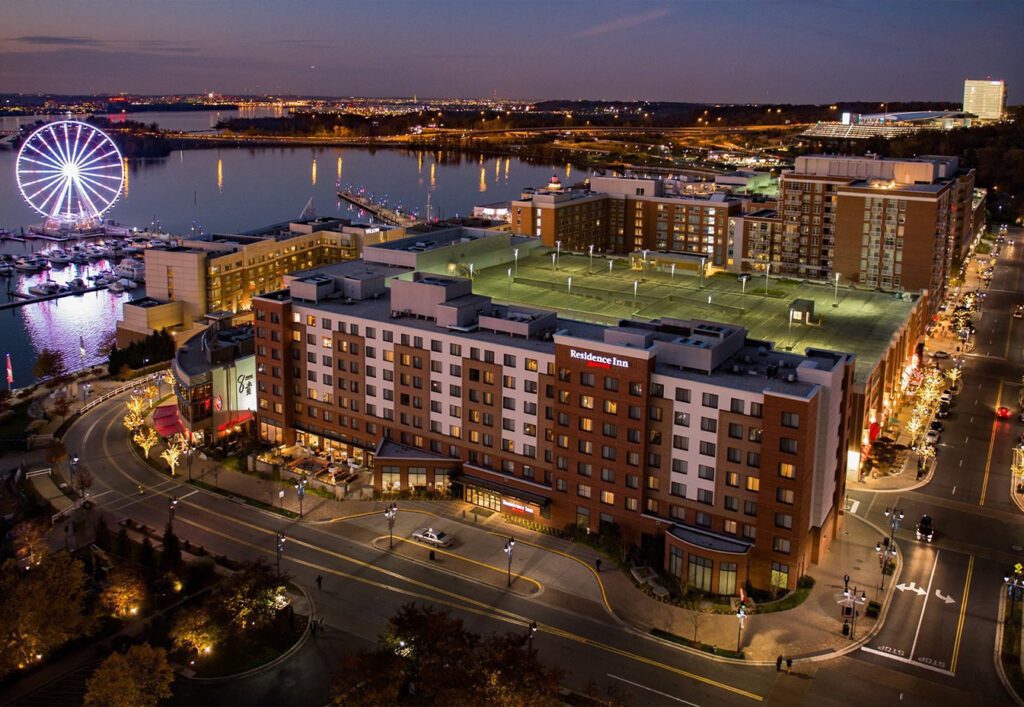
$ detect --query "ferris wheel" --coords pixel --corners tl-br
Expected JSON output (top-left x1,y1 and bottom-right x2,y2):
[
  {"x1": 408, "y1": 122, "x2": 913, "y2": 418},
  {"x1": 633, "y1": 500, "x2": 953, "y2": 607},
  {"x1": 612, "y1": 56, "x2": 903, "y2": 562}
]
[{"x1": 16, "y1": 120, "x2": 124, "y2": 227}]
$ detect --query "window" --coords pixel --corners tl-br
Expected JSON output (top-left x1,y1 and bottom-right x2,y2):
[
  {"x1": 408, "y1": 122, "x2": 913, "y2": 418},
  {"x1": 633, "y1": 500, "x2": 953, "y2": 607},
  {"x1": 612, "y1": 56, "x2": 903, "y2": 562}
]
[
  {"x1": 744, "y1": 500, "x2": 757, "y2": 516},
  {"x1": 576, "y1": 506, "x2": 590, "y2": 529},
  {"x1": 746, "y1": 452, "x2": 761, "y2": 468},
  {"x1": 698, "y1": 464, "x2": 715, "y2": 480},
  {"x1": 672, "y1": 435, "x2": 689, "y2": 451},
  {"x1": 579, "y1": 417, "x2": 594, "y2": 432},
  {"x1": 726, "y1": 447, "x2": 742, "y2": 463},
  {"x1": 730, "y1": 398, "x2": 744, "y2": 414},
  {"x1": 748, "y1": 427, "x2": 763, "y2": 443},
  {"x1": 625, "y1": 497, "x2": 639, "y2": 511},
  {"x1": 700, "y1": 417, "x2": 717, "y2": 433},
  {"x1": 670, "y1": 481, "x2": 686, "y2": 498},
  {"x1": 669, "y1": 546, "x2": 684, "y2": 578},
  {"x1": 725, "y1": 471, "x2": 740, "y2": 487},
  {"x1": 577, "y1": 484, "x2": 592, "y2": 498},
  {"x1": 675, "y1": 387, "x2": 691, "y2": 403},
  {"x1": 701, "y1": 392, "x2": 718, "y2": 408},
  {"x1": 724, "y1": 495, "x2": 739, "y2": 511},
  {"x1": 629, "y1": 382, "x2": 643, "y2": 396},
  {"x1": 699, "y1": 440, "x2": 716, "y2": 457},
  {"x1": 723, "y1": 519, "x2": 738, "y2": 535},
  {"x1": 603, "y1": 422, "x2": 618, "y2": 437},
  {"x1": 728, "y1": 422, "x2": 743, "y2": 439},
  {"x1": 601, "y1": 468, "x2": 615, "y2": 483},
  {"x1": 687, "y1": 555, "x2": 713, "y2": 593},
  {"x1": 782, "y1": 412, "x2": 800, "y2": 429},
  {"x1": 604, "y1": 377, "x2": 619, "y2": 392},
  {"x1": 601, "y1": 445, "x2": 616, "y2": 460},
  {"x1": 670, "y1": 505, "x2": 685, "y2": 520},
  {"x1": 525, "y1": 358, "x2": 538, "y2": 372},
  {"x1": 777, "y1": 488, "x2": 795, "y2": 505},
  {"x1": 719, "y1": 562, "x2": 738, "y2": 595},
  {"x1": 580, "y1": 395, "x2": 595, "y2": 409},
  {"x1": 580, "y1": 372, "x2": 595, "y2": 387},
  {"x1": 604, "y1": 400, "x2": 618, "y2": 414},
  {"x1": 771, "y1": 562, "x2": 790, "y2": 590},
  {"x1": 750, "y1": 402, "x2": 763, "y2": 418},
  {"x1": 697, "y1": 488, "x2": 714, "y2": 505},
  {"x1": 779, "y1": 462, "x2": 796, "y2": 479},
  {"x1": 626, "y1": 474, "x2": 639, "y2": 489},
  {"x1": 674, "y1": 411, "x2": 691, "y2": 427},
  {"x1": 600, "y1": 490, "x2": 615, "y2": 505},
  {"x1": 556, "y1": 478, "x2": 567, "y2": 492},
  {"x1": 773, "y1": 537, "x2": 791, "y2": 554},
  {"x1": 775, "y1": 512, "x2": 793, "y2": 529}
]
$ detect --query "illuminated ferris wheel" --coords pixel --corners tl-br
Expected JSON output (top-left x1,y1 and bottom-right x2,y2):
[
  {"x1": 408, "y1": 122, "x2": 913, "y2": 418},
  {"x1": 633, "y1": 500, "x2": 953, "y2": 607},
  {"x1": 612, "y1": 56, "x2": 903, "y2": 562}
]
[{"x1": 16, "y1": 120, "x2": 124, "y2": 228}]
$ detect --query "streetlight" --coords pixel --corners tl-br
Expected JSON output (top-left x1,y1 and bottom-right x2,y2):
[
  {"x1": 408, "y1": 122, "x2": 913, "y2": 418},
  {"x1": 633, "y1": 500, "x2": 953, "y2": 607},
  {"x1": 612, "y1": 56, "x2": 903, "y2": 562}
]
[
  {"x1": 833, "y1": 272, "x2": 841, "y2": 305},
  {"x1": 276, "y1": 533, "x2": 286, "y2": 577},
  {"x1": 528, "y1": 620, "x2": 538, "y2": 654},
  {"x1": 1005, "y1": 564, "x2": 1024, "y2": 622},
  {"x1": 168, "y1": 496, "x2": 178, "y2": 529},
  {"x1": 765, "y1": 262, "x2": 771, "y2": 295},
  {"x1": 736, "y1": 602, "x2": 746, "y2": 652},
  {"x1": 551, "y1": 252, "x2": 557, "y2": 271},
  {"x1": 608, "y1": 259, "x2": 613, "y2": 274},
  {"x1": 843, "y1": 585, "x2": 867, "y2": 639},
  {"x1": 883, "y1": 507, "x2": 905, "y2": 549},
  {"x1": 297, "y1": 477, "x2": 307, "y2": 518},
  {"x1": 507, "y1": 267, "x2": 512, "y2": 298},
  {"x1": 642, "y1": 249, "x2": 648, "y2": 281},
  {"x1": 632, "y1": 280, "x2": 638, "y2": 309},
  {"x1": 874, "y1": 538, "x2": 897, "y2": 595},
  {"x1": 788, "y1": 308, "x2": 794, "y2": 339},
  {"x1": 567, "y1": 275, "x2": 572, "y2": 295},
  {"x1": 504, "y1": 537, "x2": 516, "y2": 586},
  {"x1": 468, "y1": 262, "x2": 474, "y2": 279},
  {"x1": 385, "y1": 503, "x2": 398, "y2": 550},
  {"x1": 555, "y1": 240, "x2": 561, "y2": 269},
  {"x1": 699, "y1": 256, "x2": 706, "y2": 288},
  {"x1": 513, "y1": 247, "x2": 519, "y2": 278},
  {"x1": 671, "y1": 262, "x2": 675, "y2": 280}
]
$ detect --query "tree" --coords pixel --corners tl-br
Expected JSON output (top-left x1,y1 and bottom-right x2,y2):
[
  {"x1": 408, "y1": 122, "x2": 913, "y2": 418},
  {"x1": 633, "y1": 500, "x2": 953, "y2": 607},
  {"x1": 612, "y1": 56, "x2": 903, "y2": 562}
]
[
  {"x1": 169, "y1": 607, "x2": 223, "y2": 657},
  {"x1": 101, "y1": 565, "x2": 147, "y2": 617},
  {"x1": 214, "y1": 559, "x2": 288, "y2": 630},
  {"x1": 51, "y1": 395, "x2": 72, "y2": 423},
  {"x1": 144, "y1": 384, "x2": 159, "y2": 401},
  {"x1": 161, "y1": 524, "x2": 182, "y2": 570},
  {"x1": 12, "y1": 519, "x2": 49, "y2": 568},
  {"x1": 161, "y1": 444, "x2": 181, "y2": 476},
  {"x1": 139, "y1": 537, "x2": 157, "y2": 569},
  {"x1": 681, "y1": 590, "x2": 705, "y2": 643},
  {"x1": 83, "y1": 644, "x2": 174, "y2": 707},
  {"x1": 123, "y1": 411, "x2": 143, "y2": 433},
  {"x1": 134, "y1": 427, "x2": 159, "y2": 459},
  {"x1": 127, "y1": 395, "x2": 147, "y2": 417},
  {"x1": 33, "y1": 348, "x2": 65, "y2": 381},
  {"x1": 45, "y1": 441, "x2": 68, "y2": 470},
  {"x1": 0, "y1": 553, "x2": 96, "y2": 678},
  {"x1": 73, "y1": 467, "x2": 94, "y2": 497},
  {"x1": 95, "y1": 516, "x2": 112, "y2": 551},
  {"x1": 115, "y1": 526, "x2": 133, "y2": 560}
]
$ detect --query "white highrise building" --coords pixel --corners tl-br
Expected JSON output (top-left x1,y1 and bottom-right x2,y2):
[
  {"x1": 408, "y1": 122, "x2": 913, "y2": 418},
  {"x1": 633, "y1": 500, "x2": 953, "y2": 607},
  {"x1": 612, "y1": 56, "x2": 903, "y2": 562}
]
[{"x1": 963, "y1": 79, "x2": 1006, "y2": 121}]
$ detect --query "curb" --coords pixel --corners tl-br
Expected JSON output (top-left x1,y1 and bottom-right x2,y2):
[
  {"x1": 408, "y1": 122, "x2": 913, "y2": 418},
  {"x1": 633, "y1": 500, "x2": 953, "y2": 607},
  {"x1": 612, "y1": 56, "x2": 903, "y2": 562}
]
[
  {"x1": 847, "y1": 455, "x2": 936, "y2": 495},
  {"x1": 994, "y1": 587, "x2": 1024, "y2": 706},
  {"x1": 187, "y1": 582, "x2": 313, "y2": 684}
]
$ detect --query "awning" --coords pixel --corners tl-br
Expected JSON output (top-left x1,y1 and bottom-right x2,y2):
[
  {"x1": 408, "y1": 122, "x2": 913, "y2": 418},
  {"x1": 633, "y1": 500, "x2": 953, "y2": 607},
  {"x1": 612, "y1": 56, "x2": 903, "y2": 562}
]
[
  {"x1": 153, "y1": 404, "x2": 179, "y2": 421},
  {"x1": 217, "y1": 411, "x2": 254, "y2": 432},
  {"x1": 460, "y1": 474, "x2": 550, "y2": 507},
  {"x1": 154, "y1": 415, "x2": 185, "y2": 437}
]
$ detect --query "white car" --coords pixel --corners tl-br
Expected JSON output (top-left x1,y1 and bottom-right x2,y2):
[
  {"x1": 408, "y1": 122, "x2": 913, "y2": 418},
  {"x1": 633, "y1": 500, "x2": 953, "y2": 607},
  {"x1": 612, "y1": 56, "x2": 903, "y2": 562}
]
[
  {"x1": 925, "y1": 429, "x2": 941, "y2": 445},
  {"x1": 411, "y1": 527, "x2": 453, "y2": 547}
]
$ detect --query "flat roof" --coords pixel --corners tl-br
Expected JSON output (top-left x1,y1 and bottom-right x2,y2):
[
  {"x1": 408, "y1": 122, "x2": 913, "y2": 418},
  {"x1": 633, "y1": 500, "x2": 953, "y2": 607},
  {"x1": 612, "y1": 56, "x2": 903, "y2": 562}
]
[{"x1": 459, "y1": 252, "x2": 914, "y2": 384}]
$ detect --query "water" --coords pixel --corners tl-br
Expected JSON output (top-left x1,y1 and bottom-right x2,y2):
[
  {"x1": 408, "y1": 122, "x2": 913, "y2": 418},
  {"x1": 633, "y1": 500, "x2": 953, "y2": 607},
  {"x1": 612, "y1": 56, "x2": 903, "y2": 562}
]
[
  {"x1": 0, "y1": 105, "x2": 286, "y2": 134},
  {"x1": 0, "y1": 110, "x2": 568, "y2": 388}
]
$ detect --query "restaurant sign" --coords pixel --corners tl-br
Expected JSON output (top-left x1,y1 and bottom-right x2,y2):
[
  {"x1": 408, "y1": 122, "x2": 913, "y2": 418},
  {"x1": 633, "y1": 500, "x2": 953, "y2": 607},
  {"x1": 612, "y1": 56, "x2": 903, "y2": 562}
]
[{"x1": 501, "y1": 498, "x2": 535, "y2": 515}]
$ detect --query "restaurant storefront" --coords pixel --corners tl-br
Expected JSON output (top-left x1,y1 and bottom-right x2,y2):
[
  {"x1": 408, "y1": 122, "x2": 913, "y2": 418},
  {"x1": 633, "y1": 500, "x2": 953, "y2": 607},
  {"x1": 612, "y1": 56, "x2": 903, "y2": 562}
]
[{"x1": 460, "y1": 471, "x2": 551, "y2": 521}]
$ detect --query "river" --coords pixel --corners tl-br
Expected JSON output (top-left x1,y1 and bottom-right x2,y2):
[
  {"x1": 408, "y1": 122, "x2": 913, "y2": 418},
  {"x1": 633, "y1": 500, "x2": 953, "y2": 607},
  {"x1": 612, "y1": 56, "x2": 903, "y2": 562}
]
[{"x1": 0, "y1": 110, "x2": 570, "y2": 388}]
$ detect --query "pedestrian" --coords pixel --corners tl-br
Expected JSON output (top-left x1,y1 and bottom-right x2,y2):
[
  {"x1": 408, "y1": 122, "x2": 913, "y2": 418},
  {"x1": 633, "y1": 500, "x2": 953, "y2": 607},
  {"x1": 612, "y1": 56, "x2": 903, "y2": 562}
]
[
  {"x1": 316, "y1": 574, "x2": 323, "y2": 591},
  {"x1": 776, "y1": 655, "x2": 783, "y2": 672},
  {"x1": 595, "y1": 558, "x2": 602, "y2": 573},
  {"x1": 786, "y1": 657, "x2": 793, "y2": 673}
]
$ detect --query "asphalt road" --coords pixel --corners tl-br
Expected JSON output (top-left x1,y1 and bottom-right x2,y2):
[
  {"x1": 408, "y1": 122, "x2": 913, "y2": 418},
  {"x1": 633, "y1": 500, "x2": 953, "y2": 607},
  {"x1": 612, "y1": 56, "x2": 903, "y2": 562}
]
[{"x1": 848, "y1": 227, "x2": 1024, "y2": 704}]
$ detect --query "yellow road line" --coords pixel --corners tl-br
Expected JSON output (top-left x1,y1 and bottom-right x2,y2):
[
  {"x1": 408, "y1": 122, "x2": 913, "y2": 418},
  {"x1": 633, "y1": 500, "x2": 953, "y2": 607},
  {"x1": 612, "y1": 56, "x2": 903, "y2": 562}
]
[
  {"x1": 980, "y1": 381, "x2": 1003, "y2": 506},
  {"x1": 388, "y1": 535, "x2": 543, "y2": 592},
  {"x1": 97, "y1": 407, "x2": 763, "y2": 702},
  {"x1": 487, "y1": 530, "x2": 612, "y2": 614},
  {"x1": 950, "y1": 554, "x2": 974, "y2": 673}
]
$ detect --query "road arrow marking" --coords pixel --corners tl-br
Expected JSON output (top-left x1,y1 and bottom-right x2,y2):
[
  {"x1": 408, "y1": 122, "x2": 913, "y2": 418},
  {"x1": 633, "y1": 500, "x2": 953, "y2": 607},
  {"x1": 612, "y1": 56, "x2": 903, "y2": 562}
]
[
  {"x1": 935, "y1": 590, "x2": 956, "y2": 605},
  {"x1": 896, "y1": 582, "x2": 927, "y2": 596}
]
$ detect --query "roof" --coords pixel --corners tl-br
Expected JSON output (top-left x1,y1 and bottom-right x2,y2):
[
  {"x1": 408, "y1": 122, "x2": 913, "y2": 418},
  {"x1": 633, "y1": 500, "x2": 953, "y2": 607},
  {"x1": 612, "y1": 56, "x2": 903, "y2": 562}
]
[
  {"x1": 668, "y1": 523, "x2": 753, "y2": 554},
  {"x1": 375, "y1": 440, "x2": 454, "y2": 461}
]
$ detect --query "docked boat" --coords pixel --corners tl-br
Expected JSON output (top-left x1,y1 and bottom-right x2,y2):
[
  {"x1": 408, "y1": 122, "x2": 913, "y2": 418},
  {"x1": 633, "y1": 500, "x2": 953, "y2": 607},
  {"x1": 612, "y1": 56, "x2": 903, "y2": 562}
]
[
  {"x1": 67, "y1": 277, "x2": 87, "y2": 292},
  {"x1": 14, "y1": 257, "x2": 47, "y2": 272},
  {"x1": 48, "y1": 249, "x2": 72, "y2": 265},
  {"x1": 114, "y1": 261, "x2": 145, "y2": 282},
  {"x1": 107, "y1": 280, "x2": 126, "y2": 294},
  {"x1": 27, "y1": 281, "x2": 61, "y2": 296},
  {"x1": 0, "y1": 264, "x2": 13, "y2": 276}
]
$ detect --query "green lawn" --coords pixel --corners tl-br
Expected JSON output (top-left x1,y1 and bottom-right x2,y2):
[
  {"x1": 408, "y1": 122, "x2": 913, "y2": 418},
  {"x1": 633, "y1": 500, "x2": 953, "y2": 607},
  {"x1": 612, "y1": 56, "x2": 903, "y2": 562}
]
[{"x1": 451, "y1": 251, "x2": 917, "y2": 383}]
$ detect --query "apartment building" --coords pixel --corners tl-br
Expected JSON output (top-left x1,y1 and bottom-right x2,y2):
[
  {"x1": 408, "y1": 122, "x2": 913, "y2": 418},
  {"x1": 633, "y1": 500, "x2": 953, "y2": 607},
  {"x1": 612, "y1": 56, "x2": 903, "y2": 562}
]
[
  {"x1": 116, "y1": 218, "x2": 393, "y2": 346},
  {"x1": 253, "y1": 260, "x2": 854, "y2": 592},
  {"x1": 963, "y1": 79, "x2": 1006, "y2": 122},
  {"x1": 509, "y1": 176, "x2": 742, "y2": 269},
  {"x1": 732, "y1": 154, "x2": 977, "y2": 293}
]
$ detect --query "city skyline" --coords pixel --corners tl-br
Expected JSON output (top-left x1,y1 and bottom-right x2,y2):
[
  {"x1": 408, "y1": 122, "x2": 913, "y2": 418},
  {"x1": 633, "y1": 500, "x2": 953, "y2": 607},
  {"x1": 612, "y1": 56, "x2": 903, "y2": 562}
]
[{"x1": 1, "y1": 0, "x2": 1022, "y2": 103}]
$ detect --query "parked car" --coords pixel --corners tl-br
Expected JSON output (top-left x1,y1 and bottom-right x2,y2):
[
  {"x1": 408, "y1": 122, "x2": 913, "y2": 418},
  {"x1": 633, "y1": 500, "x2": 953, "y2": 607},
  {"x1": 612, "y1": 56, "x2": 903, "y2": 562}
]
[
  {"x1": 940, "y1": 391, "x2": 954, "y2": 406},
  {"x1": 936, "y1": 403, "x2": 951, "y2": 419},
  {"x1": 932, "y1": 350, "x2": 951, "y2": 360},
  {"x1": 925, "y1": 429, "x2": 941, "y2": 445},
  {"x1": 916, "y1": 515, "x2": 935, "y2": 542},
  {"x1": 929, "y1": 420, "x2": 943, "y2": 433},
  {"x1": 411, "y1": 527, "x2": 453, "y2": 547}
]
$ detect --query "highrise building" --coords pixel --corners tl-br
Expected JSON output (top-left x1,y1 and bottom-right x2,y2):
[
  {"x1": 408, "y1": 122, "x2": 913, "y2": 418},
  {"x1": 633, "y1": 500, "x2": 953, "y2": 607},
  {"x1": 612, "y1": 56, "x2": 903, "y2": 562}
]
[{"x1": 963, "y1": 79, "x2": 1006, "y2": 121}]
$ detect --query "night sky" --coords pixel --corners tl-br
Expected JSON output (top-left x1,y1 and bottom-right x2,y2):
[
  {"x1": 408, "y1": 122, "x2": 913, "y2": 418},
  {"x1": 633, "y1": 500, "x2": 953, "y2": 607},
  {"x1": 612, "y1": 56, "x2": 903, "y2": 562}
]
[{"x1": 1, "y1": 0, "x2": 1021, "y2": 103}]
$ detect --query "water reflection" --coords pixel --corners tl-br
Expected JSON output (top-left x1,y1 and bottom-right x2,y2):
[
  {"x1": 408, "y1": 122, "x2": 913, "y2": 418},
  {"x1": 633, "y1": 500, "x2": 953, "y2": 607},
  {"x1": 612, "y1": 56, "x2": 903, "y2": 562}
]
[
  {"x1": 479, "y1": 167, "x2": 486, "y2": 193},
  {"x1": 311, "y1": 158, "x2": 317, "y2": 187},
  {"x1": 217, "y1": 158, "x2": 223, "y2": 193}
]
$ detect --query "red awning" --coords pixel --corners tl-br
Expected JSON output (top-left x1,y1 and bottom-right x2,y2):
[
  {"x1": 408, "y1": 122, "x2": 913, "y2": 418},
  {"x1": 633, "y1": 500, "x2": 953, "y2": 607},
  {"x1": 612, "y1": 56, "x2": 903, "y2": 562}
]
[
  {"x1": 154, "y1": 414, "x2": 185, "y2": 437},
  {"x1": 216, "y1": 411, "x2": 254, "y2": 432},
  {"x1": 153, "y1": 404, "x2": 179, "y2": 421}
]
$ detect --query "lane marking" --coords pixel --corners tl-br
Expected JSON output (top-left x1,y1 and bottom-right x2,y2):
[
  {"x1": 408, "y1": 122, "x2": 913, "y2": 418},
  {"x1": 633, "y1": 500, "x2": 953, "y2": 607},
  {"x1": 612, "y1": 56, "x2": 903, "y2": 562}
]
[
  {"x1": 1005, "y1": 318, "x2": 1014, "y2": 359},
  {"x1": 980, "y1": 380, "x2": 1003, "y2": 506},
  {"x1": 83, "y1": 398, "x2": 764, "y2": 702},
  {"x1": 860, "y1": 646, "x2": 955, "y2": 677},
  {"x1": 950, "y1": 555, "x2": 974, "y2": 674},
  {"x1": 607, "y1": 674, "x2": 701, "y2": 706},
  {"x1": 909, "y1": 550, "x2": 940, "y2": 660}
]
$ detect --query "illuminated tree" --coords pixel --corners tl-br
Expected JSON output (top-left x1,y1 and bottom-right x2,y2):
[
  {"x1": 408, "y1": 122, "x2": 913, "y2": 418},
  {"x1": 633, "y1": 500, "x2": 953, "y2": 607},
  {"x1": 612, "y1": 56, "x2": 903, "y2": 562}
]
[
  {"x1": 946, "y1": 367, "x2": 962, "y2": 390},
  {"x1": 0, "y1": 553, "x2": 95, "y2": 678},
  {"x1": 163, "y1": 370, "x2": 175, "y2": 388},
  {"x1": 123, "y1": 411, "x2": 143, "y2": 433},
  {"x1": 214, "y1": 559, "x2": 288, "y2": 630},
  {"x1": 83, "y1": 644, "x2": 173, "y2": 707},
  {"x1": 169, "y1": 607, "x2": 223, "y2": 657},
  {"x1": 160, "y1": 444, "x2": 182, "y2": 476},
  {"x1": 101, "y1": 565, "x2": 147, "y2": 618},
  {"x1": 12, "y1": 519, "x2": 49, "y2": 568},
  {"x1": 905, "y1": 416, "x2": 925, "y2": 444},
  {"x1": 134, "y1": 427, "x2": 159, "y2": 459},
  {"x1": 127, "y1": 395, "x2": 147, "y2": 417},
  {"x1": 144, "y1": 384, "x2": 159, "y2": 401}
]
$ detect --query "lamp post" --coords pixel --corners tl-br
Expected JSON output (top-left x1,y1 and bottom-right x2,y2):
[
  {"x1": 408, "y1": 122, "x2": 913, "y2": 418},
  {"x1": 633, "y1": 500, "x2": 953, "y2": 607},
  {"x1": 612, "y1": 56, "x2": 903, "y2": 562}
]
[
  {"x1": 642, "y1": 249, "x2": 648, "y2": 281},
  {"x1": 168, "y1": 496, "x2": 178, "y2": 530},
  {"x1": 469, "y1": 262, "x2": 474, "y2": 279},
  {"x1": 507, "y1": 267, "x2": 512, "y2": 299},
  {"x1": 875, "y1": 538, "x2": 897, "y2": 596},
  {"x1": 1005, "y1": 564, "x2": 1024, "y2": 623},
  {"x1": 588, "y1": 244, "x2": 594, "y2": 273},
  {"x1": 765, "y1": 262, "x2": 771, "y2": 295},
  {"x1": 567, "y1": 276, "x2": 572, "y2": 295},
  {"x1": 276, "y1": 533, "x2": 286, "y2": 578},
  {"x1": 504, "y1": 537, "x2": 516, "y2": 587},
  {"x1": 844, "y1": 586, "x2": 867, "y2": 639},
  {"x1": 513, "y1": 248, "x2": 519, "y2": 278},
  {"x1": 736, "y1": 603, "x2": 746, "y2": 652},
  {"x1": 632, "y1": 280, "x2": 638, "y2": 309},
  {"x1": 883, "y1": 507, "x2": 905, "y2": 549},
  {"x1": 608, "y1": 260, "x2": 613, "y2": 274},
  {"x1": 528, "y1": 620, "x2": 538, "y2": 654},
  {"x1": 788, "y1": 308, "x2": 794, "y2": 339},
  {"x1": 297, "y1": 477, "x2": 307, "y2": 518},
  {"x1": 385, "y1": 503, "x2": 397, "y2": 550},
  {"x1": 834, "y1": 272, "x2": 841, "y2": 305},
  {"x1": 671, "y1": 263, "x2": 676, "y2": 280},
  {"x1": 700, "y1": 256, "x2": 706, "y2": 288},
  {"x1": 551, "y1": 252, "x2": 557, "y2": 271},
  {"x1": 555, "y1": 240, "x2": 561, "y2": 269}
]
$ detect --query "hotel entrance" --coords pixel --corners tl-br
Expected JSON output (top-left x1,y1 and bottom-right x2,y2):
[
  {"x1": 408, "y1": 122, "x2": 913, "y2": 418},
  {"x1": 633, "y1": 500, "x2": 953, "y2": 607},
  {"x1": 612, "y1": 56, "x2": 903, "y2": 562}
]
[{"x1": 465, "y1": 485, "x2": 501, "y2": 512}]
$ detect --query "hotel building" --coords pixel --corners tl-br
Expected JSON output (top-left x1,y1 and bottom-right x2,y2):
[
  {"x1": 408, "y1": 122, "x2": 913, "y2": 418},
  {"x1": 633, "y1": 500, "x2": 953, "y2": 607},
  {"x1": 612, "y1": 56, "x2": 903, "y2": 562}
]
[
  {"x1": 963, "y1": 79, "x2": 1006, "y2": 122},
  {"x1": 253, "y1": 258, "x2": 854, "y2": 593}
]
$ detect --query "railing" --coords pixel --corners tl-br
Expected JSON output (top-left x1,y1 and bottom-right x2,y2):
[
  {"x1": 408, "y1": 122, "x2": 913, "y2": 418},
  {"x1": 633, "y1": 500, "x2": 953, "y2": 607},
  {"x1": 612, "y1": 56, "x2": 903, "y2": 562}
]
[{"x1": 80, "y1": 372, "x2": 164, "y2": 415}]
